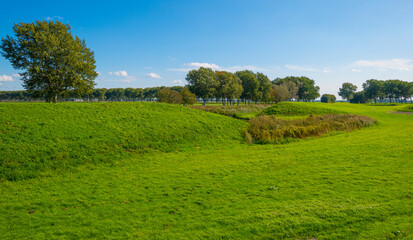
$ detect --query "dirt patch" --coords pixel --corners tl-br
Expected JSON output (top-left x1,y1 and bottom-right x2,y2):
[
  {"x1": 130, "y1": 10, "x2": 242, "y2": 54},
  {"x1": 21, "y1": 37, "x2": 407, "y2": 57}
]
[{"x1": 392, "y1": 112, "x2": 413, "y2": 115}]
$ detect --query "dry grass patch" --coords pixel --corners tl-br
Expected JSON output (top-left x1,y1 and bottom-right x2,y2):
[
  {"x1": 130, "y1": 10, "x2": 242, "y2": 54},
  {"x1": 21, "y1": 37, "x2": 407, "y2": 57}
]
[{"x1": 244, "y1": 114, "x2": 377, "y2": 144}]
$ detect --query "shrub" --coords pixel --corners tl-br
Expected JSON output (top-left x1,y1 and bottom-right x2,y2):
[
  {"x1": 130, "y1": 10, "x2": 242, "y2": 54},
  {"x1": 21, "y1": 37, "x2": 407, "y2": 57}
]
[
  {"x1": 245, "y1": 114, "x2": 377, "y2": 144},
  {"x1": 321, "y1": 94, "x2": 336, "y2": 103},
  {"x1": 157, "y1": 89, "x2": 183, "y2": 104},
  {"x1": 181, "y1": 88, "x2": 197, "y2": 105}
]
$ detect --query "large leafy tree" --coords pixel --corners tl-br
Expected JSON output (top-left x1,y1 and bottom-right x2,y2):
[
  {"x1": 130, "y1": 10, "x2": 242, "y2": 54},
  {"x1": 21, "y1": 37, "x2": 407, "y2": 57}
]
[
  {"x1": 0, "y1": 20, "x2": 98, "y2": 102},
  {"x1": 186, "y1": 67, "x2": 217, "y2": 105},
  {"x1": 362, "y1": 79, "x2": 384, "y2": 103},
  {"x1": 256, "y1": 72, "x2": 272, "y2": 102},
  {"x1": 274, "y1": 76, "x2": 320, "y2": 101},
  {"x1": 338, "y1": 82, "x2": 358, "y2": 102},
  {"x1": 236, "y1": 70, "x2": 260, "y2": 103},
  {"x1": 215, "y1": 71, "x2": 243, "y2": 105}
]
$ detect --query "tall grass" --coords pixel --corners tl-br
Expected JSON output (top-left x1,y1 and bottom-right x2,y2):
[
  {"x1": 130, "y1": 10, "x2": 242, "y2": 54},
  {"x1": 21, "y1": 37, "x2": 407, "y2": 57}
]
[
  {"x1": 398, "y1": 105, "x2": 413, "y2": 112},
  {"x1": 245, "y1": 114, "x2": 377, "y2": 144}
]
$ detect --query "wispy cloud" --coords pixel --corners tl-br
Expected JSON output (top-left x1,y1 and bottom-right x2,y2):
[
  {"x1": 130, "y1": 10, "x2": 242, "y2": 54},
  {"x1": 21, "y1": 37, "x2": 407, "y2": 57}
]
[
  {"x1": 12, "y1": 73, "x2": 20, "y2": 78},
  {"x1": 285, "y1": 64, "x2": 329, "y2": 73},
  {"x1": 0, "y1": 75, "x2": 14, "y2": 82},
  {"x1": 351, "y1": 68, "x2": 362, "y2": 72},
  {"x1": 146, "y1": 73, "x2": 162, "y2": 79},
  {"x1": 167, "y1": 62, "x2": 266, "y2": 73},
  {"x1": 185, "y1": 62, "x2": 221, "y2": 70},
  {"x1": 108, "y1": 70, "x2": 137, "y2": 83},
  {"x1": 108, "y1": 71, "x2": 128, "y2": 77},
  {"x1": 45, "y1": 16, "x2": 63, "y2": 21},
  {"x1": 354, "y1": 59, "x2": 413, "y2": 71},
  {"x1": 171, "y1": 80, "x2": 183, "y2": 84}
]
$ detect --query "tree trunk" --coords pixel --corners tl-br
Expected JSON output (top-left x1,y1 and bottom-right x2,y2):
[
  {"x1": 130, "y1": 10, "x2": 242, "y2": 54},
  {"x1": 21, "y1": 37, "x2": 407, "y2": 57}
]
[{"x1": 53, "y1": 94, "x2": 58, "y2": 103}]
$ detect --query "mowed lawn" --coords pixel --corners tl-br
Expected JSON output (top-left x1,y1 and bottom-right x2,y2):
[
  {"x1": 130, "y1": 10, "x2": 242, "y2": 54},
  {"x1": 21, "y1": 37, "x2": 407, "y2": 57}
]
[{"x1": 0, "y1": 102, "x2": 412, "y2": 239}]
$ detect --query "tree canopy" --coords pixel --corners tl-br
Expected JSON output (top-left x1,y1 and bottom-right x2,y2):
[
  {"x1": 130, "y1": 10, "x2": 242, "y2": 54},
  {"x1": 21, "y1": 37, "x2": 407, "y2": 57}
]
[
  {"x1": 0, "y1": 20, "x2": 98, "y2": 102},
  {"x1": 338, "y1": 82, "x2": 358, "y2": 101},
  {"x1": 273, "y1": 76, "x2": 320, "y2": 101}
]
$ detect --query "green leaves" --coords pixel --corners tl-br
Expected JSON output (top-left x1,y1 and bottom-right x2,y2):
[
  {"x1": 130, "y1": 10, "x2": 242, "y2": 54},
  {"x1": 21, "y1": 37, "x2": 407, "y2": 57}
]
[{"x1": 0, "y1": 20, "x2": 97, "y2": 102}]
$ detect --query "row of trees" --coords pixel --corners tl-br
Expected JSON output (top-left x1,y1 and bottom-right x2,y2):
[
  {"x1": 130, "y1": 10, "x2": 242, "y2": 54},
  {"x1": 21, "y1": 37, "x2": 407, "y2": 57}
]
[
  {"x1": 339, "y1": 79, "x2": 413, "y2": 103},
  {"x1": 186, "y1": 67, "x2": 320, "y2": 104},
  {"x1": 0, "y1": 86, "x2": 187, "y2": 102}
]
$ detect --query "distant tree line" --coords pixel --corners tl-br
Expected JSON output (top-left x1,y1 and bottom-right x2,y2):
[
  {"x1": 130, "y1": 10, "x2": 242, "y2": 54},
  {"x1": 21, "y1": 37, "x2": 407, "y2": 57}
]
[
  {"x1": 0, "y1": 86, "x2": 189, "y2": 102},
  {"x1": 186, "y1": 67, "x2": 320, "y2": 105},
  {"x1": 338, "y1": 79, "x2": 413, "y2": 103}
]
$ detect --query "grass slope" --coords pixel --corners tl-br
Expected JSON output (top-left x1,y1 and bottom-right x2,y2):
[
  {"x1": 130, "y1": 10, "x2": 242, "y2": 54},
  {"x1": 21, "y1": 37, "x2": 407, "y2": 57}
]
[
  {"x1": 190, "y1": 104, "x2": 272, "y2": 120},
  {"x1": 0, "y1": 102, "x2": 412, "y2": 239},
  {"x1": 0, "y1": 102, "x2": 245, "y2": 181},
  {"x1": 262, "y1": 102, "x2": 343, "y2": 117}
]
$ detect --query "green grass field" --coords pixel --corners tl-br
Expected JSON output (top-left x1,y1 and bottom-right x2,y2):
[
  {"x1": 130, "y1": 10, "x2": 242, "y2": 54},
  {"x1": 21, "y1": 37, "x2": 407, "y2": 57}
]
[{"x1": 1, "y1": 102, "x2": 412, "y2": 239}]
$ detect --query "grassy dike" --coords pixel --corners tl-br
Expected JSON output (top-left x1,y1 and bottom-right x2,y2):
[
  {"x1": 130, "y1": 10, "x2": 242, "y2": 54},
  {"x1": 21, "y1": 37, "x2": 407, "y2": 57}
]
[{"x1": 0, "y1": 102, "x2": 412, "y2": 239}]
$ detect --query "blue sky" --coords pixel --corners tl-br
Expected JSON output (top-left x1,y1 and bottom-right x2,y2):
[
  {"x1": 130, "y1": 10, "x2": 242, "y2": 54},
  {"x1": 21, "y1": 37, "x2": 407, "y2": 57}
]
[{"x1": 1, "y1": 0, "x2": 412, "y2": 98}]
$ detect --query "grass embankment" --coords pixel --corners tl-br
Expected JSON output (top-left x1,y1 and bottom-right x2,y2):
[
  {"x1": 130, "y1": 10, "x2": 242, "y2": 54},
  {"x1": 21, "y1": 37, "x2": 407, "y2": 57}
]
[
  {"x1": 189, "y1": 104, "x2": 272, "y2": 119},
  {"x1": 397, "y1": 105, "x2": 413, "y2": 112},
  {"x1": 244, "y1": 114, "x2": 377, "y2": 144},
  {"x1": 0, "y1": 102, "x2": 412, "y2": 239},
  {"x1": 262, "y1": 102, "x2": 343, "y2": 117},
  {"x1": 0, "y1": 102, "x2": 245, "y2": 181}
]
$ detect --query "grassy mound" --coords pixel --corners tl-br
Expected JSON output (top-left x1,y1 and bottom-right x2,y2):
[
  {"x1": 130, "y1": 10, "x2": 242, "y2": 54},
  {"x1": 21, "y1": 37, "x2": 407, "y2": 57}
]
[
  {"x1": 0, "y1": 102, "x2": 245, "y2": 181},
  {"x1": 190, "y1": 104, "x2": 272, "y2": 119},
  {"x1": 244, "y1": 114, "x2": 377, "y2": 144},
  {"x1": 262, "y1": 102, "x2": 343, "y2": 117},
  {"x1": 398, "y1": 105, "x2": 413, "y2": 112}
]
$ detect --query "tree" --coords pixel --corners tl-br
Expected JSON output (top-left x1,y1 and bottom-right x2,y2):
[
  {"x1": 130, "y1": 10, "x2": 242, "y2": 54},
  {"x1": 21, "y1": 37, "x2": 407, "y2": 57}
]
[
  {"x1": 281, "y1": 81, "x2": 298, "y2": 100},
  {"x1": 270, "y1": 84, "x2": 290, "y2": 103},
  {"x1": 338, "y1": 82, "x2": 357, "y2": 102},
  {"x1": 215, "y1": 71, "x2": 243, "y2": 105},
  {"x1": 350, "y1": 91, "x2": 368, "y2": 103},
  {"x1": 0, "y1": 20, "x2": 97, "y2": 102},
  {"x1": 273, "y1": 76, "x2": 320, "y2": 101},
  {"x1": 362, "y1": 79, "x2": 384, "y2": 103},
  {"x1": 186, "y1": 67, "x2": 217, "y2": 105},
  {"x1": 93, "y1": 88, "x2": 107, "y2": 101},
  {"x1": 157, "y1": 88, "x2": 182, "y2": 104},
  {"x1": 256, "y1": 72, "x2": 272, "y2": 102},
  {"x1": 180, "y1": 88, "x2": 196, "y2": 105},
  {"x1": 321, "y1": 94, "x2": 336, "y2": 103},
  {"x1": 236, "y1": 70, "x2": 260, "y2": 104}
]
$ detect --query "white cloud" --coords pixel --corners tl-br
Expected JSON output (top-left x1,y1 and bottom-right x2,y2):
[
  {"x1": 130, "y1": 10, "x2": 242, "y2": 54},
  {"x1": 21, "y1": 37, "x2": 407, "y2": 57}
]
[
  {"x1": 167, "y1": 68, "x2": 194, "y2": 72},
  {"x1": 354, "y1": 59, "x2": 413, "y2": 71},
  {"x1": 121, "y1": 79, "x2": 131, "y2": 83},
  {"x1": 285, "y1": 65, "x2": 319, "y2": 72},
  {"x1": 168, "y1": 62, "x2": 266, "y2": 73},
  {"x1": 146, "y1": 73, "x2": 162, "y2": 79},
  {"x1": 351, "y1": 68, "x2": 362, "y2": 72},
  {"x1": 108, "y1": 71, "x2": 128, "y2": 77},
  {"x1": 185, "y1": 62, "x2": 221, "y2": 70},
  {"x1": 0, "y1": 75, "x2": 14, "y2": 82},
  {"x1": 45, "y1": 16, "x2": 63, "y2": 21},
  {"x1": 172, "y1": 80, "x2": 183, "y2": 84},
  {"x1": 12, "y1": 73, "x2": 20, "y2": 77}
]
